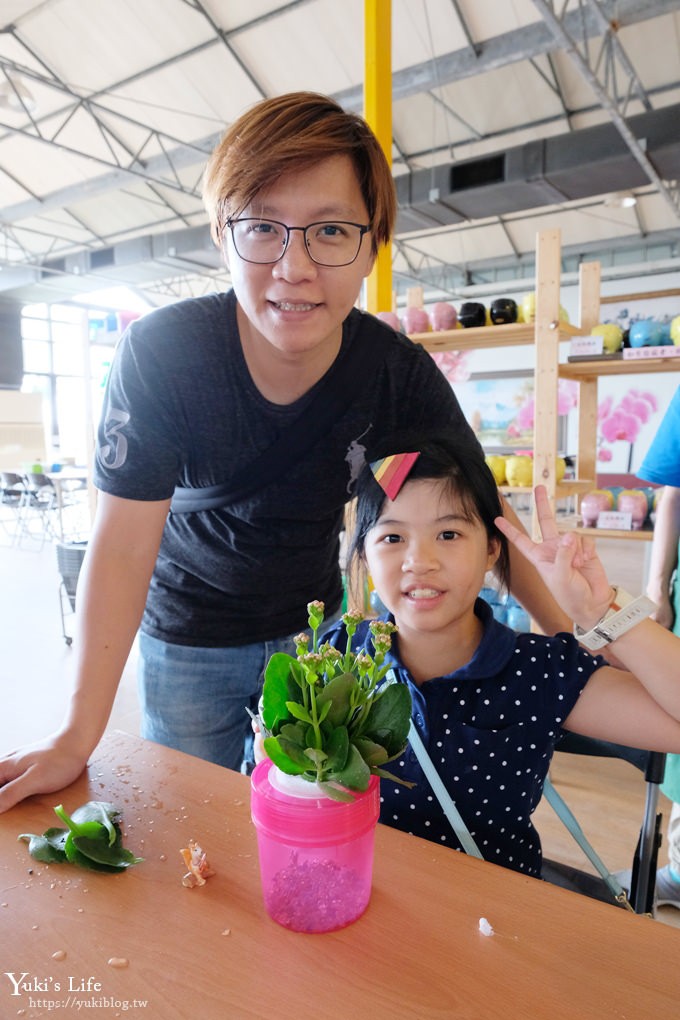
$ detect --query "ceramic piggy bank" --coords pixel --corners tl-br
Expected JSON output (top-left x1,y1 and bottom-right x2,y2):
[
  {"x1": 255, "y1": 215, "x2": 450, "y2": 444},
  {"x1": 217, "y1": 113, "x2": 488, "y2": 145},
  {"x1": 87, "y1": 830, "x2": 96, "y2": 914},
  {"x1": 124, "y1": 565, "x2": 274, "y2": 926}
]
[
  {"x1": 616, "y1": 489, "x2": 649, "y2": 529},
  {"x1": 671, "y1": 315, "x2": 680, "y2": 346},
  {"x1": 504, "y1": 455, "x2": 533, "y2": 487},
  {"x1": 402, "y1": 306, "x2": 430, "y2": 334},
  {"x1": 490, "y1": 298, "x2": 518, "y2": 325},
  {"x1": 580, "y1": 489, "x2": 614, "y2": 527},
  {"x1": 485, "y1": 455, "x2": 507, "y2": 485},
  {"x1": 430, "y1": 302, "x2": 458, "y2": 331},
  {"x1": 592, "y1": 323, "x2": 623, "y2": 354},
  {"x1": 629, "y1": 319, "x2": 664, "y2": 348},
  {"x1": 376, "y1": 311, "x2": 402, "y2": 332}
]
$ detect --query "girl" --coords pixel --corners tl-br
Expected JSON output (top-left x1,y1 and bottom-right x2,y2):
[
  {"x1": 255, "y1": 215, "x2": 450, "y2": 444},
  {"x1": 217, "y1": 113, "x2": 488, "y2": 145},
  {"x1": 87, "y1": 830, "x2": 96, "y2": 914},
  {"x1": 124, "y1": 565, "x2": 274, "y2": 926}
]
[{"x1": 326, "y1": 434, "x2": 680, "y2": 878}]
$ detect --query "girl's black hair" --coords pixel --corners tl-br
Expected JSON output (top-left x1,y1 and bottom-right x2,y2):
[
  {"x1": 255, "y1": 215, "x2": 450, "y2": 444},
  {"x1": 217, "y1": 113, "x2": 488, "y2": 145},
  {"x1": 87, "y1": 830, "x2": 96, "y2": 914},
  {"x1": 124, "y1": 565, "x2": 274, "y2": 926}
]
[{"x1": 348, "y1": 431, "x2": 511, "y2": 596}]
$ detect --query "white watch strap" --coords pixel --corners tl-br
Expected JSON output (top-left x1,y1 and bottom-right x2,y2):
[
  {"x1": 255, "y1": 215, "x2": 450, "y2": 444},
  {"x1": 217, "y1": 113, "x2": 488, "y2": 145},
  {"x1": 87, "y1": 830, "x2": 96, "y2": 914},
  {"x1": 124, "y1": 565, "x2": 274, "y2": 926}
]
[{"x1": 574, "y1": 587, "x2": 657, "y2": 651}]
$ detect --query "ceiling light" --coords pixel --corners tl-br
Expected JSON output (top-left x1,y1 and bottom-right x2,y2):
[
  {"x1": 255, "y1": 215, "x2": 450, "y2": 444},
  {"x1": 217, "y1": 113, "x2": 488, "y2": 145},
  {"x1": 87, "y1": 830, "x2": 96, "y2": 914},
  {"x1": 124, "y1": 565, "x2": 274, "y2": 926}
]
[
  {"x1": 0, "y1": 76, "x2": 37, "y2": 114},
  {"x1": 604, "y1": 191, "x2": 637, "y2": 209}
]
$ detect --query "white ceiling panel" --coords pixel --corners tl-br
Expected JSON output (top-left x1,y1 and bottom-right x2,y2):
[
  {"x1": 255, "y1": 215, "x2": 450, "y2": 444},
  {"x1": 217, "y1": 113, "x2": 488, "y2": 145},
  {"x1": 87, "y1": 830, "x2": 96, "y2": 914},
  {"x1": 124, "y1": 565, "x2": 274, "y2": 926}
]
[{"x1": 1, "y1": 0, "x2": 679, "y2": 307}]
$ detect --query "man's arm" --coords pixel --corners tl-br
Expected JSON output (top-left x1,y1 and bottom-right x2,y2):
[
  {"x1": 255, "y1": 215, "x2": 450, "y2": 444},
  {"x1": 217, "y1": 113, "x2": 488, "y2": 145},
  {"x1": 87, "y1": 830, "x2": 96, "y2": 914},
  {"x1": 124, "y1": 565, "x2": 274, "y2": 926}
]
[{"x1": 0, "y1": 491, "x2": 170, "y2": 812}]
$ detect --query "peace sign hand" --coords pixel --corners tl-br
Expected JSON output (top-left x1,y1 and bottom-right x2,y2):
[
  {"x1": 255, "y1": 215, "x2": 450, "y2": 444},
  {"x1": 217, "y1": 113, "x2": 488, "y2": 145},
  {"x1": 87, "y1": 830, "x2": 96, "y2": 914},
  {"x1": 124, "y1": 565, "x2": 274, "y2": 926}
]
[{"x1": 494, "y1": 486, "x2": 614, "y2": 632}]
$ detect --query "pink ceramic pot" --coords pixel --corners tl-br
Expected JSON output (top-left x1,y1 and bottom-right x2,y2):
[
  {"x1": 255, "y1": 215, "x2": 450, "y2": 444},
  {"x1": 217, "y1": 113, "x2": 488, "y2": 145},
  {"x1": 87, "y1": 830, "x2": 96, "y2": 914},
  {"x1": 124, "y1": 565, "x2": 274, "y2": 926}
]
[
  {"x1": 402, "y1": 306, "x2": 430, "y2": 334},
  {"x1": 430, "y1": 301, "x2": 458, "y2": 331},
  {"x1": 616, "y1": 489, "x2": 649, "y2": 530},
  {"x1": 376, "y1": 311, "x2": 402, "y2": 332},
  {"x1": 580, "y1": 489, "x2": 613, "y2": 527}
]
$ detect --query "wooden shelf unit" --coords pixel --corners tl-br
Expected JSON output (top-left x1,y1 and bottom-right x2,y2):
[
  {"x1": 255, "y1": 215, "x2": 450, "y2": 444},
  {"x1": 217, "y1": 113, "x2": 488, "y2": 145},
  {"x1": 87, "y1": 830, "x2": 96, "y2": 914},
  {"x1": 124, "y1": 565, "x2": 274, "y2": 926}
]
[{"x1": 411, "y1": 228, "x2": 680, "y2": 541}]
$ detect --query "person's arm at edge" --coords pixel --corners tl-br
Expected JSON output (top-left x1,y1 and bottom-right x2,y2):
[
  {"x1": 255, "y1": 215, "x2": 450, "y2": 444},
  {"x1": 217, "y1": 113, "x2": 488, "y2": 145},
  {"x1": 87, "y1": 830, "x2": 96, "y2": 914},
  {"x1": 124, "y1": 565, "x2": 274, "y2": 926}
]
[
  {"x1": 645, "y1": 485, "x2": 680, "y2": 629},
  {"x1": 500, "y1": 495, "x2": 572, "y2": 635},
  {"x1": 0, "y1": 491, "x2": 170, "y2": 812}
]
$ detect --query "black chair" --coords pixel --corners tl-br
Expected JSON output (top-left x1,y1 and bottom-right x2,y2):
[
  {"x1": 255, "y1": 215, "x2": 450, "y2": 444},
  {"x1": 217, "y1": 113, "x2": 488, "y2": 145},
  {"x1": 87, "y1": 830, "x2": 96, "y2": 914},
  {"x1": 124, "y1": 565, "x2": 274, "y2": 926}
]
[
  {"x1": 56, "y1": 541, "x2": 88, "y2": 645},
  {"x1": 542, "y1": 731, "x2": 666, "y2": 914},
  {"x1": 0, "y1": 471, "x2": 29, "y2": 545},
  {"x1": 21, "y1": 472, "x2": 58, "y2": 548}
]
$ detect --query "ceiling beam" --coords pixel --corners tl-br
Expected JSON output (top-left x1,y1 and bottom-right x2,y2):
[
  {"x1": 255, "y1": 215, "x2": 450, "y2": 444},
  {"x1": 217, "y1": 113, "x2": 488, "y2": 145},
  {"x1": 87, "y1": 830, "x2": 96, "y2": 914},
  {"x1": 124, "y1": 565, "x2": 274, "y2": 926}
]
[
  {"x1": 531, "y1": 0, "x2": 680, "y2": 222},
  {"x1": 2, "y1": 0, "x2": 676, "y2": 228},
  {"x1": 335, "y1": 0, "x2": 680, "y2": 108}
]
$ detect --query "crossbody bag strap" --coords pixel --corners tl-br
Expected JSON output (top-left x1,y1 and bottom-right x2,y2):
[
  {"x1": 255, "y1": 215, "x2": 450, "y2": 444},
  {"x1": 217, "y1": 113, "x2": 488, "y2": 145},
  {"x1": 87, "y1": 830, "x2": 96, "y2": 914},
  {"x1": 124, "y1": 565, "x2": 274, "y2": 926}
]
[
  {"x1": 170, "y1": 313, "x2": 391, "y2": 512},
  {"x1": 384, "y1": 668, "x2": 483, "y2": 858},
  {"x1": 542, "y1": 776, "x2": 633, "y2": 910},
  {"x1": 407, "y1": 720, "x2": 485, "y2": 859}
]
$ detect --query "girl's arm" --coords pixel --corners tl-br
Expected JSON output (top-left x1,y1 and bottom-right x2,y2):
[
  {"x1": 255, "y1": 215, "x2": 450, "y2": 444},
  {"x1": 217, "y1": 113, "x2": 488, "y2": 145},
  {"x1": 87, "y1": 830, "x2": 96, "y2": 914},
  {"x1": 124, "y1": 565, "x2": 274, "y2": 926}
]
[{"x1": 496, "y1": 486, "x2": 680, "y2": 748}]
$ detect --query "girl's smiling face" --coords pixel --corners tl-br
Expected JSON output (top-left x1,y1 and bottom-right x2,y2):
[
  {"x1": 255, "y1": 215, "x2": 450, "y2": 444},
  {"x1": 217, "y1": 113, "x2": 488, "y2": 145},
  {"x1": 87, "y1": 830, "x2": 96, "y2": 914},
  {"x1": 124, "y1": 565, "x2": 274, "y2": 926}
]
[{"x1": 364, "y1": 478, "x2": 500, "y2": 642}]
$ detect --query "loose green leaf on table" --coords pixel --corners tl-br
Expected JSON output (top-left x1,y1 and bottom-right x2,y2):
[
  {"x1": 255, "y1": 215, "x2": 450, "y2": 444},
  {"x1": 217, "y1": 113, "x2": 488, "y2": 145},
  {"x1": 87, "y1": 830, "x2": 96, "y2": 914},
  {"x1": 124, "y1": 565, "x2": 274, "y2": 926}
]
[{"x1": 18, "y1": 800, "x2": 143, "y2": 873}]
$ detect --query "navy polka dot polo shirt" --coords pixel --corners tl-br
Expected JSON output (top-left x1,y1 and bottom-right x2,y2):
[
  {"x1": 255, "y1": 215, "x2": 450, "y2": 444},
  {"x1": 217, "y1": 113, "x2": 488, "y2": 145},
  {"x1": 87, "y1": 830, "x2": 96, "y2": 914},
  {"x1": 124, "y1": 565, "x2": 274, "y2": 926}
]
[{"x1": 324, "y1": 599, "x2": 602, "y2": 878}]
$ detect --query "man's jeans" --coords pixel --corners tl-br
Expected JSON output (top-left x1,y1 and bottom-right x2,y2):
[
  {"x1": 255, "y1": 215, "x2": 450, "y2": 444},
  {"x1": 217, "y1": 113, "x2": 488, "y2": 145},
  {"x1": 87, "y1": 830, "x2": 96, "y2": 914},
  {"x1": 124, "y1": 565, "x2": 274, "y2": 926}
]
[{"x1": 138, "y1": 630, "x2": 300, "y2": 772}]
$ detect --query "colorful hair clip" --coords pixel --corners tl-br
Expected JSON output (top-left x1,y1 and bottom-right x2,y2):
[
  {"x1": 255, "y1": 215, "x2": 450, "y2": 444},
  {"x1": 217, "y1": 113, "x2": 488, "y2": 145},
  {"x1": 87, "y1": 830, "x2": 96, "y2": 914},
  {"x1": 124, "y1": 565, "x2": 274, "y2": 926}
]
[{"x1": 369, "y1": 451, "x2": 420, "y2": 500}]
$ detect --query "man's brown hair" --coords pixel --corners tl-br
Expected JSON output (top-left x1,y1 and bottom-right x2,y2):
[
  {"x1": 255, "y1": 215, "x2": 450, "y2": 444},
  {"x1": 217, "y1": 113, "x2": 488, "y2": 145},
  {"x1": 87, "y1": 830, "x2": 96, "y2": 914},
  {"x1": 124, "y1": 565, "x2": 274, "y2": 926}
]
[{"x1": 202, "y1": 91, "x2": 396, "y2": 256}]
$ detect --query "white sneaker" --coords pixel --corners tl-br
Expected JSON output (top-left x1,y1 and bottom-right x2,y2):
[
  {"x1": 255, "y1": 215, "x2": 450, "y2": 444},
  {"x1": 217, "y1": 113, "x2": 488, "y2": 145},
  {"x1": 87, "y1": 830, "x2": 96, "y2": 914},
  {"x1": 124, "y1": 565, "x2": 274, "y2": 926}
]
[
  {"x1": 654, "y1": 865, "x2": 680, "y2": 910},
  {"x1": 615, "y1": 865, "x2": 680, "y2": 910}
]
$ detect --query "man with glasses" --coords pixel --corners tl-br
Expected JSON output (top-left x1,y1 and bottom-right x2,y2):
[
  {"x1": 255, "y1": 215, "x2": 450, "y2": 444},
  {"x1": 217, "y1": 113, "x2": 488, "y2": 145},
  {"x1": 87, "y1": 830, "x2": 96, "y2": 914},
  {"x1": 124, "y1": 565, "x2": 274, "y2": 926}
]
[{"x1": 0, "y1": 93, "x2": 570, "y2": 810}]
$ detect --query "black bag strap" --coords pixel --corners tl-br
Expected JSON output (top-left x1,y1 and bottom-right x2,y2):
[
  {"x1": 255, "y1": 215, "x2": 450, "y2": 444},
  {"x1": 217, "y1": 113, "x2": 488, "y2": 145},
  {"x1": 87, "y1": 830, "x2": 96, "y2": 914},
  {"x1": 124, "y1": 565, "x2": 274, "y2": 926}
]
[{"x1": 170, "y1": 314, "x2": 392, "y2": 513}]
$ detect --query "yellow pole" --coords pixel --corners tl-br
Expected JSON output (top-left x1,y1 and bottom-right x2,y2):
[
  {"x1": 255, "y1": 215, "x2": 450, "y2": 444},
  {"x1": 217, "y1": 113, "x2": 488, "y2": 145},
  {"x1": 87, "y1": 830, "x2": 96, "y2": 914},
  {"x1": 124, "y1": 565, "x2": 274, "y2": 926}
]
[{"x1": 364, "y1": 0, "x2": 392, "y2": 314}]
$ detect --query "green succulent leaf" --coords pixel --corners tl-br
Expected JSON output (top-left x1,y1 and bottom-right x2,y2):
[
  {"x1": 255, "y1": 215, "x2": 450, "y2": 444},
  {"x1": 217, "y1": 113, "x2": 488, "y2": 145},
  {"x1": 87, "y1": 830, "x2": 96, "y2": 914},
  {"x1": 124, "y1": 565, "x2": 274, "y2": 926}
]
[
  {"x1": 73, "y1": 830, "x2": 143, "y2": 869},
  {"x1": 370, "y1": 766, "x2": 416, "y2": 788},
  {"x1": 319, "y1": 782, "x2": 356, "y2": 803},
  {"x1": 285, "y1": 701, "x2": 312, "y2": 724},
  {"x1": 70, "y1": 801, "x2": 119, "y2": 846},
  {"x1": 325, "y1": 725, "x2": 349, "y2": 772},
  {"x1": 18, "y1": 801, "x2": 141, "y2": 873},
  {"x1": 17, "y1": 828, "x2": 68, "y2": 864},
  {"x1": 261, "y1": 653, "x2": 302, "y2": 731},
  {"x1": 263, "y1": 735, "x2": 307, "y2": 775},
  {"x1": 279, "y1": 721, "x2": 307, "y2": 745},
  {"x1": 352, "y1": 736, "x2": 389, "y2": 766},
  {"x1": 315, "y1": 673, "x2": 355, "y2": 727},
  {"x1": 329, "y1": 742, "x2": 371, "y2": 792},
  {"x1": 363, "y1": 684, "x2": 412, "y2": 756}
]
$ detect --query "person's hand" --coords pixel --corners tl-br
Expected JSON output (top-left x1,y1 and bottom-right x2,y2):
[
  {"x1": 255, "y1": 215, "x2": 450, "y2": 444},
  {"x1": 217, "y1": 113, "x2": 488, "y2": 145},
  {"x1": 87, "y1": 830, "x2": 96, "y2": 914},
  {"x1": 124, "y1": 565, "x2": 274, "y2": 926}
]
[
  {"x1": 650, "y1": 595, "x2": 674, "y2": 631},
  {"x1": 0, "y1": 735, "x2": 88, "y2": 813},
  {"x1": 495, "y1": 485, "x2": 614, "y2": 631},
  {"x1": 251, "y1": 716, "x2": 266, "y2": 765}
]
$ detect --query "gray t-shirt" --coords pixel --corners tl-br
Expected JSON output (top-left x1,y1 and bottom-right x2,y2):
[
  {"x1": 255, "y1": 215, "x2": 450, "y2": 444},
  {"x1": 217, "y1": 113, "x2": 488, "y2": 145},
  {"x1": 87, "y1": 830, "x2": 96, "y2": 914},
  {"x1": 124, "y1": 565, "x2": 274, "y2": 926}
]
[{"x1": 94, "y1": 290, "x2": 475, "y2": 646}]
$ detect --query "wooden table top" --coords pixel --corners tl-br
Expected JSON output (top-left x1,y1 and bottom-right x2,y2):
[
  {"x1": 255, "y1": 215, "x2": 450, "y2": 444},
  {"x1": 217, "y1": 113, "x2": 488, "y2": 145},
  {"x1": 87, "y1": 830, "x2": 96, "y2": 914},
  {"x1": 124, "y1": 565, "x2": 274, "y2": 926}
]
[{"x1": 1, "y1": 731, "x2": 678, "y2": 1020}]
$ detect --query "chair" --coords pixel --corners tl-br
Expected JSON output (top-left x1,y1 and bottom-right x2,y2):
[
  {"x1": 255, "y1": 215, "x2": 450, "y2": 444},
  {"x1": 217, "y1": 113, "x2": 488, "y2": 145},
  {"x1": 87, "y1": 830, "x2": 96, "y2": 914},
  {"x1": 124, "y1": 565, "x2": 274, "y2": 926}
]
[
  {"x1": 0, "y1": 472, "x2": 29, "y2": 546},
  {"x1": 541, "y1": 732, "x2": 666, "y2": 915},
  {"x1": 21, "y1": 472, "x2": 58, "y2": 549},
  {"x1": 56, "y1": 541, "x2": 88, "y2": 645}
]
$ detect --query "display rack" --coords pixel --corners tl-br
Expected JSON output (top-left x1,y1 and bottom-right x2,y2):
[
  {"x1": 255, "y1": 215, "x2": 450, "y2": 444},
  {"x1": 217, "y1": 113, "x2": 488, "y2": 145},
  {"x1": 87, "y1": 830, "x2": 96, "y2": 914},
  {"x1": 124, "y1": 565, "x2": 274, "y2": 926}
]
[{"x1": 409, "y1": 229, "x2": 680, "y2": 541}]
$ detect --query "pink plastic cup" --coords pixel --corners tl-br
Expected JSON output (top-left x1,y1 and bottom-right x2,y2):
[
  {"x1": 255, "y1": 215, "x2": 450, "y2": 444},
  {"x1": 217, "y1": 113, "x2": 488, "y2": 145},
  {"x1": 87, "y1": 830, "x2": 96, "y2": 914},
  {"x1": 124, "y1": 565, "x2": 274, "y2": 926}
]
[{"x1": 250, "y1": 758, "x2": 380, "y2": 933}]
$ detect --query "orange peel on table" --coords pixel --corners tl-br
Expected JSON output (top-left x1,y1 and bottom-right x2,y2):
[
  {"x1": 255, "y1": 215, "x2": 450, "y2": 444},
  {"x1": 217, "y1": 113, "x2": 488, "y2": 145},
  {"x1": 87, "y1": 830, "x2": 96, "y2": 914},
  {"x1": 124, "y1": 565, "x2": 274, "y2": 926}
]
[{"x1": 180, "y1": 839, "x2": 216, "y2": 888}]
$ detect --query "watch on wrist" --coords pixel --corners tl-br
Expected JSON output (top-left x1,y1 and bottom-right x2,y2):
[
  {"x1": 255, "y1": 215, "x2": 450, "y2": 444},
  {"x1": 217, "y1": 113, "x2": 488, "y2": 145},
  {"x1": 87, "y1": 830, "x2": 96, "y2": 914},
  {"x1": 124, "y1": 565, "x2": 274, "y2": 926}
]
[{"x1": 574, "y1": 587, "x2": 657, "y2": 652}]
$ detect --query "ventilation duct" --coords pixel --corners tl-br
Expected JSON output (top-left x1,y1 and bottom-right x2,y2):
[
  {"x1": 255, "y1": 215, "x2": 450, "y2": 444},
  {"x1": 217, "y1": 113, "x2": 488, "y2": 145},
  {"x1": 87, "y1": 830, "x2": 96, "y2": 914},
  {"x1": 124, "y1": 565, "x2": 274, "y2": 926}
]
[{"x1": 396, "y1": 103, "x2": 680, "y2": 230}]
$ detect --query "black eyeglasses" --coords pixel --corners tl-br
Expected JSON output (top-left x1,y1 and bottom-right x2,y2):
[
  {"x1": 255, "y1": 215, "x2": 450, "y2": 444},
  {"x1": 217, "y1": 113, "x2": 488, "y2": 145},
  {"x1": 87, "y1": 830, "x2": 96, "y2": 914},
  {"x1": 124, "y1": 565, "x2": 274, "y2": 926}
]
[{"x1": 225, "y1": 218, "x2": 371, "y2": 267}]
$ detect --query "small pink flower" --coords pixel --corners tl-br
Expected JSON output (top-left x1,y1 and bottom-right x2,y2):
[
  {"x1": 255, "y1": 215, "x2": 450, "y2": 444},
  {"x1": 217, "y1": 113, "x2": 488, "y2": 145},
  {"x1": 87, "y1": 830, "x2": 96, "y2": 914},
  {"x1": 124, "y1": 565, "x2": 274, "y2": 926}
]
[
  {"x1": 600, "y1": 410, "x2": 641, "y2": 443},
  {"x1": 516, "y1": 398, "x2": 535, "y2": 431},
  {"x1": 597, "y1": 447, "x2": 613, "y2": 462},
  {"x1": 557, "y1": 380, "x2": 579, "y2": 415},
  {"x1": 620, "y1": 393, "x2": 652, "y2": 424},
  {"x1": 639, "y1": 390, "x2": 659, "y2": 413},
  {"x1": 598, "y1": 395, "x2": 614, "y2": 421},
  {"x1": 431, "y1": 350, "x2": 470, "y2": 383}
]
